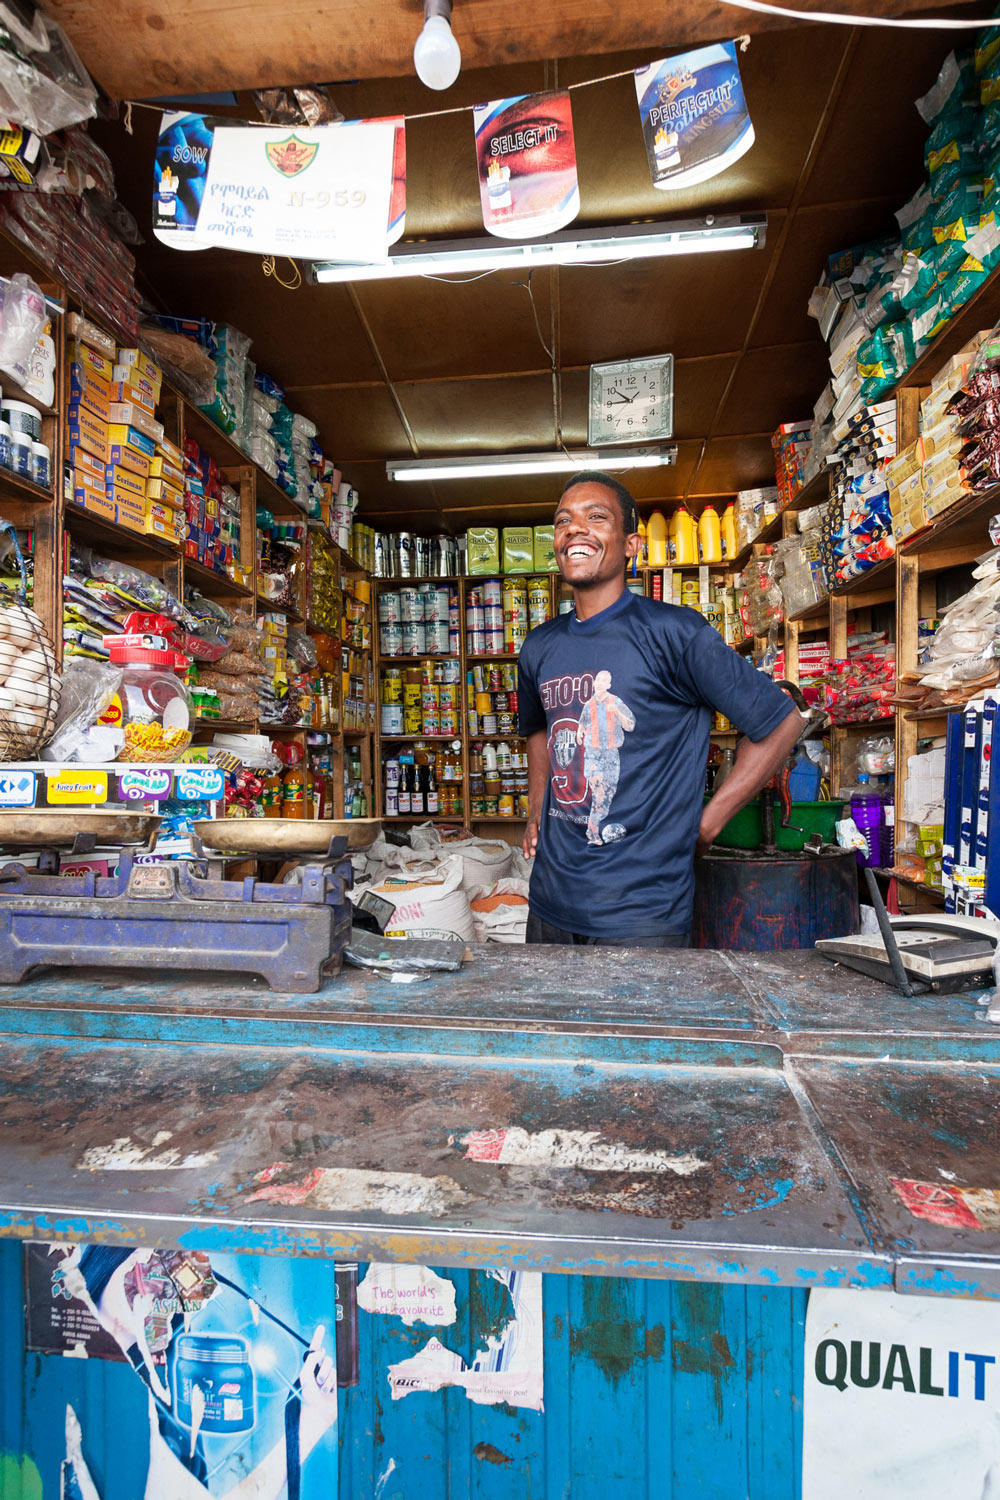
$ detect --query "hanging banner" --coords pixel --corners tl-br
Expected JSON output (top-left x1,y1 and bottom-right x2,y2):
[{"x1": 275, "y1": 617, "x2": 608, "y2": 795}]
[
  {"x1": 634, "y1": 42, "x2": 754, "y2": 192},
  {"x1": 803, "y1": 1288, "x2": 1000, "y2": 1498},
  {"x1": 474, "y1": 91, "x2": 579, "y2": 239},
  {"x1": 153, "y1": 113, "x2": 404, "y2": 261}
]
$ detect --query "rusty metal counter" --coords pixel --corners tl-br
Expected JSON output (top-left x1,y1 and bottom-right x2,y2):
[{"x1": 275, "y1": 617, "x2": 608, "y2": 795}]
[{"x1": 0, "y1": 946, "x2": 998, "y2": 1297}]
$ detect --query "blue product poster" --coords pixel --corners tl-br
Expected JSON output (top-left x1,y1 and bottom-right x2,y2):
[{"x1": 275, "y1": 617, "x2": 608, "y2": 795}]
[
  {"x1": 634, "y1": 42, "x2": 754, "y2": 192},
  {"x1": 24, "y1": 1242, "x2": 338, "y2": 1499},
  {"x1": 153, "y1": 111, "x2": 216, "y2": 250}
]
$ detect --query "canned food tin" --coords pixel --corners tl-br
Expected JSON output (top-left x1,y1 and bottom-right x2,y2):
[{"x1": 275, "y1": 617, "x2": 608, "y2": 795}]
[
  {"x1": 422, "y1": 710, "x2": 440, "y2": 736},
  {"x1": 381, "y1": 669, "x2": 403, "y2": 704},
  {"x1": 381, "y1": 704, "x2": 403, "y2": 734},
  {"x1": 427, "y1": 585, "x2": 451, "y2": 622},
  {"x1": 493, "y1": 692, "x2": 509, "y2": 713},
  {"x1": 516, "y1": 793, "x2": 530, "y2": 818},
  {"x1": 399, "y1": 586, "x2": 422, "y2": 622},
  {"x1": 481, "y1": 714, "x2": 498, "y2": 735},
  {"x1": 385, "y1": 757, "x2": 400, "y2": 786},
  {"x1": 439, "y1": 709, "x2": 458, "y2": 736},
  {"x1": 484, "y1": 604, "x2": 504, "y2": 630},
  {"x1": 403, "y1": 683, "x2": 421, "y2": 710},
  {"x1": 421, "y1": 684, "x2": 439, "y2": 712},
  {"x1": 483, "y1": 795, "x2": 499, "y2": 816},
  {"x1": 379, "y1": 622, "x2": 402, "y2": 656},
  {"x1": 441, "y1": 658, "x2": 462, "y2": 684},
  {"x1": 468, "y1": 630, "x2": 487, "y2": 655},
  {"x1": 528, "y1": 579, "x2": 549, "y2": 624},
  {"x1": 401, "y1": 620, "x2": 425, "y2": 655},
  {"x1": 438, "y1": 683, "x2": 457, "y2": 709},
  {"x1": 498, "y1": 712, "x2": 515, "y2": 733},
  {"x1": 483, "y1": 579, "x2": 502, "y2": 607},
  {"x1": 475, "y1": 692, "x2": 492, "y2": 716},
  {"x1": 424, "y1": 620, "x2": 450, "y2": 654},
  {"x1": 485, "y1": 628, "x2": 504, "y2": 653},
  {"x1": 385, "y1": 788, "x2": 399, "y2": 815},
  {"x1": 404, "y1": 706, "x2": 423, "y2": 734},
  {"x1": 377, "y1": 591, "x2": 401, "y2": 623},
  {"x1": 498, "y1": 793, "x2": 515, "y2": 817}
]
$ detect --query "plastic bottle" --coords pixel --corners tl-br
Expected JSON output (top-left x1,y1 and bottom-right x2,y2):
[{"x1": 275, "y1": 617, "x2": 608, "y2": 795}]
[
  {"x1": 714, "y1": 747, "x2": 736, "y2": 792},
  {"x1": 849, "y1": 772, "x2": 884, "y2": 867},
  {"x1": 636, "y1": 517, "x2": 648, "y2": 567},
  {"x1": 721, "y1": 503, "x2": 737, "y2": 561},
  {"x1": 674, "y1": 509, "x2": 698, "y2": 565},
  {"x1": 646, "y1": 510, "x2": 668, "y2": 567},
  {"x1": 281, "y1": 762, "x2": 306, "y2": 819},
  {"x1": 698, "y1": 503, "x2": 722, "y2": 564}
]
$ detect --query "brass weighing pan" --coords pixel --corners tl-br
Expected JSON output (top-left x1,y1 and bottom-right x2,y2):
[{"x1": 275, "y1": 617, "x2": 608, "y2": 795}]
[
  {"x1": 194, "y1": 817, "x2": 382, "y2": 856},
  {"x1": 0, "y1": 810, "x2": 162, "y2": 848}
]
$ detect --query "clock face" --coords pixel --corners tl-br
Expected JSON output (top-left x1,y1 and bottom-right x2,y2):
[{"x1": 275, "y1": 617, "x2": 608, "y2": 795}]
[{"x1": 587, "y1": 356, "x2": 674, "y2": 447}]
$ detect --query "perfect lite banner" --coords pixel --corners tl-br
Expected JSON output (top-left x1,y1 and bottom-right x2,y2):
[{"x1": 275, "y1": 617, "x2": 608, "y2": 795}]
[
  {"x1": 474, "y1": 91, "x2": 579, "y2": 239},
  {"x1": 634, "y1": 43, "x2": 754, "y2": 192},
  {"x1": 153, "y1": 113, "x2": 400, "y2": 261},
  {"x1": 803, "y1": 1288, "x2": 1000, "y2": 1498}
]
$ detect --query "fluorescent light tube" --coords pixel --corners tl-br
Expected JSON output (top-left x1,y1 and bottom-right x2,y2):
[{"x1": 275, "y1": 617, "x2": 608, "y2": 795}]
[
  {"x1": 387, "y1": 447, "x2": 677, "y2": 482},
  {"x1": 313, "y1": 215, "x2": 765, "y2": 284}
]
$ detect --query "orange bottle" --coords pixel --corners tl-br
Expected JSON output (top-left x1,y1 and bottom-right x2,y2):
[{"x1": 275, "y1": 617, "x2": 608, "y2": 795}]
[{"x1": 281, "y1": 762, "x2": 307, "y2": 819}]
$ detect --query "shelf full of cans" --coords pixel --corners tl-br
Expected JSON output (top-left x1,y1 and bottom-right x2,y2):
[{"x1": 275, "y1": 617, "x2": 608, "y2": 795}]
[
  {"x1": 377, "y1": 581, "x2": 460, "y2": 659},
  {"x1": 381, "y1": 657, "x2": 463, "y2": 738}
]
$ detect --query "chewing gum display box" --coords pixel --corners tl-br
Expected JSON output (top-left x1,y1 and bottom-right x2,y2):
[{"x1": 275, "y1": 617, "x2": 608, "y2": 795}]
[
  {"x1": 67, "y1": 404, "x2": 110, "y2": 464},
  {"x1": 109, "y1": 402, "x2": 163, "y2": 445},
  {"x1": 502, "y1": 526, "x2": 534, "y2": 573},
  {"x1": 466, "y1": 526, "x2": 500, "y2": 575},
  {"x1": 533, "y1": 524, "x2": 556, "y2": 571},
  {"x1": 68, "y1": 362, "x2": 112, "y2": 423}
]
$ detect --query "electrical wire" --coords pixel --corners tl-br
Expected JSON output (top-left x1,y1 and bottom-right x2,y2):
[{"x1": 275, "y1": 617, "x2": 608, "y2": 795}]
[{"x1": 717, "y1": 0, "x2": 998, "y2": 27}]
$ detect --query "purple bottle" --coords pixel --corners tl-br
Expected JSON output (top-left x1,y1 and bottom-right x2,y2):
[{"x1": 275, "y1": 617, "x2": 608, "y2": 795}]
[{"x1": 850, "y1": 772, "x2": 884, "y2": 868}]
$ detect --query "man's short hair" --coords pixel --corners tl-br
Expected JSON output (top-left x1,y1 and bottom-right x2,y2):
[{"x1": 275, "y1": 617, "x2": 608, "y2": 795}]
[{"x1": 560, "y1": 471, "x2": 639, "y2": 537}]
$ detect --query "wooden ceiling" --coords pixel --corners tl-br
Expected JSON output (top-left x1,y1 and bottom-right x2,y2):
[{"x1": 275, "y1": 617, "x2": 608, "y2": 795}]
[{"x1": 69, "y1": 4, "x2": 974, "y2": 531}]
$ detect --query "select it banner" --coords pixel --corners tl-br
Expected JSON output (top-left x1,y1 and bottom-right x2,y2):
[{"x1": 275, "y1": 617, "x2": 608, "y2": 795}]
[
  {"x1": 153, "y1": 113, "x2": 405, "y2": 260},
  {"x1": 474, "y1": 91, "x2": 579, "y2": 239},
  {"x1": 634, "y1": 42, "x2": 753, "y2": 192}
]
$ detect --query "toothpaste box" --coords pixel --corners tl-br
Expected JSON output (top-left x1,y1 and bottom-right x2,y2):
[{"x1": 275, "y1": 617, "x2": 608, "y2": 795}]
[
  {"x1": 68, "y1": 362, "x2": 112, "y2": 422},
  {"x1": 71, "y1": 447, "x2": 106, "y2": 487},
  {"x1": 67, "y1": 340, "x2": 113, "y2": 382},
  {"x1": 146, "y1": 476, "x2": 184, "y2": 507},
  {"x1": 68, "y1": 405, "x2": 111, "y2": 464},
  {"x1": 111, "y1": 368, "x2": 159, "y2": 409},
  {"x1": 115, "y1": 348, "x2": 161, "y2": 390},
  {"x1": 107, "y1": 423, "x2": 156, "y2": 460},
  {"x1": 108, "y1": 402, "x2": 164, "y2": 445},
  {"x1": 105, "y1": 463, "x2": 145, "y2": 502},
  {"x1": 147, "y1": 454, "x2": 184, "y2": 485},
  {"x1": 107, "y1": 443, "x2": 151, "y2": 481}
]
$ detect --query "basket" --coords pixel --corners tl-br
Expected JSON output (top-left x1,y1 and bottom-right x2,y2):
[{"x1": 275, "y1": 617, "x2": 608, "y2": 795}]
[{"x1": 0, "y1": 583, "x2": 61, "y2": 761}]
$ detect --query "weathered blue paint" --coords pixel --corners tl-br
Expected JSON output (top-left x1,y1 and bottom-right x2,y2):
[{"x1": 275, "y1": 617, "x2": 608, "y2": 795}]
[{"x1": 0, "y1": 1242, "x2": 808, "y2": 1499}]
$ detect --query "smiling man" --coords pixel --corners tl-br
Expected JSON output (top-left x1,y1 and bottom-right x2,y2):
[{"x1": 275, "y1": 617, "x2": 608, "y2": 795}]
[{"x1": 516, "y1": 471, "x2": 805, "y2": 947}]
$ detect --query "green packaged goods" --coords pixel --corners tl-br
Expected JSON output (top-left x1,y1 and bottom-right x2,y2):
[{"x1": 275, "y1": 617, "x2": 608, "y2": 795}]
[
  {"x1": 466, "y1": 526, "x2": 500, "y2": 574},
  {"x1": 977, "y1": 26, "x2": 1000, "y2": 76},
  {"x1": 533, "y1": 524, "x2": 555, "y2": 571},
  {"x1": 916, "y1": 50, "x2": 977, "y2": 126},
  {"x1": 933, "y1": 180, "x2": 983, "y2": 243},
  {"x1": 502, "y1": 526, "x2": 534, "y2": 573}
]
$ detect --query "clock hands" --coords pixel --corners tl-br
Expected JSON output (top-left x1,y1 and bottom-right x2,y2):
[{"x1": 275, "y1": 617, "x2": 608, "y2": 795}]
[{"x1": 607, "y1": 386, "x2": 636, "y2": 404}]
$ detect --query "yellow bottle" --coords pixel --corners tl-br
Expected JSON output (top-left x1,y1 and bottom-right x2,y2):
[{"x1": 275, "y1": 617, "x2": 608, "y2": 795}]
[
  {"x1": 721, "y1": 503, "x2": 737, "y2": 562},
  {"x1": 646, "y1": 510, "x2": 668, "y2": 568},
  {"x1": 636, "y1": 517, "x2": 648, "y2": 568},
  {"x1": 667, "y1": 510, "x2": 678, "y2": 563},
  {"x1": 674, "y1": 508, "x2": 698, "y2": 565},
  {"x1": 698, "y1": 503, "x2": 722, "y2": 564}
]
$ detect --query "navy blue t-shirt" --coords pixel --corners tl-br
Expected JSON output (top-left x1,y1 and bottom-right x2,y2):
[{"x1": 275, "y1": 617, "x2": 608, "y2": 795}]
[{"x1": 517, "y1": 592, "x2": 795, "y2": 937}]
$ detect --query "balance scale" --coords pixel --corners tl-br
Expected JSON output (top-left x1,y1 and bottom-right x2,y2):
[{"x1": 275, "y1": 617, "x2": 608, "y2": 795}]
[{"x1": 0, "y1": 813, "x2": 380, "y2": 993}]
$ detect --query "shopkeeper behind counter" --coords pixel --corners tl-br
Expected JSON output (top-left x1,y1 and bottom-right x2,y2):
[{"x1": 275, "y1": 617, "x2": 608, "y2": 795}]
[{"x1": 517, "y1": 473, "x2": 804, "y2": 948}]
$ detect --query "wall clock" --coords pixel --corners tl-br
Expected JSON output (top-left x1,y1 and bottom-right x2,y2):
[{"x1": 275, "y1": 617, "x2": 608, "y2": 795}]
[{"x1": 587, "y1": 354, "x2": 674, "y2": 447}]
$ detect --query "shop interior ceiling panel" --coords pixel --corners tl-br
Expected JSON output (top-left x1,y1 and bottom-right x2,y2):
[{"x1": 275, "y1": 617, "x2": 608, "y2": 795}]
[
  {"x1": 47, "y1": 0, "x2": 960, "y2": 98},
  {"x1": 83, "y1": 18, "x2": 971, "y2": 529}
]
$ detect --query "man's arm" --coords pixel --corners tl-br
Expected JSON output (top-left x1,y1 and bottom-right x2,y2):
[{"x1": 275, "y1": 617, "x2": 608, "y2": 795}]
[
  {"x1": 523, "y1": 728, "x2": 548, "y2": 858},
  {"x1": 696, "y1": 709, "x2": 805, "y2": 858}
]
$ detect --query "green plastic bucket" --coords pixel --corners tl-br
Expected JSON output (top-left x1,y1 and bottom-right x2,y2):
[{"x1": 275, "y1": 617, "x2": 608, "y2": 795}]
[{"x1": 711, "y1": 799, "x2": 845, "y2": 853}]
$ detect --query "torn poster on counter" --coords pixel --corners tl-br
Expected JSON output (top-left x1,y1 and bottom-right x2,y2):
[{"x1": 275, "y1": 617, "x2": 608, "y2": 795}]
[
  {"x1": 461, "y1": 1126, "x2": 705, "y2": 1176},
  {"x1": 358, "y1": 1263, "x2": 457, "y2": 1326},
  {"x1": 387, "y1": 1270, "x2": 543, "y2": 1411}
]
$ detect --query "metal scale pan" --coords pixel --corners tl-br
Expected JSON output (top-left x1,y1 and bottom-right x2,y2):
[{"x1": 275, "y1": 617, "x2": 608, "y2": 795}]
[
  {"x1": 0, "y1": 809, "x2": 161, "y2": 855},
  {"x1": 194, "y1": 817, "x2": 381, "y2": 857}
]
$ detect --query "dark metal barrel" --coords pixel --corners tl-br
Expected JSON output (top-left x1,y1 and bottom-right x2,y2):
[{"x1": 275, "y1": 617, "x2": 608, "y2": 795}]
[{"x1": 693, "y1": 849, "x2": 859, "y2": 950}]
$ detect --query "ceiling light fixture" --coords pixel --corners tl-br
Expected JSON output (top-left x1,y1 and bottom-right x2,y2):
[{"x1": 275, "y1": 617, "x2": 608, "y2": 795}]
[
  {"x1": 413, "y1": 0, "x2": 462, "y2": 91},
  {"x1": 312, "y1": 214, "x2": 766, "y2": 284},
  {"x1": 386, "y1": 447, "x2": 678, "y2": 483}
]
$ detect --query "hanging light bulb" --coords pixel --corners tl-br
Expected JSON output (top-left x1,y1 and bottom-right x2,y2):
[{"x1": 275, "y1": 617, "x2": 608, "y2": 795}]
[{"x1": 413, "y1": 0, "x2": 461, "y2": 91}]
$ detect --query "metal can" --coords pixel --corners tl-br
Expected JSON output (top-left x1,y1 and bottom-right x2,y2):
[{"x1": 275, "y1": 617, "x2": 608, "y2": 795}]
[
  {"x1": 441, "y1": 658, "x2": 462, "y2": 684},
  {"x1": 481, "y1": 713, "x2": 498, "y2": 735},
  {"x1": 483, "y1": 578, "x2": 501, "y2": 608},
  {"x1": 484, "y1": 603, "x2": 504, "y2": 631},
  {"x1": 426, "y1": 584, "x2": 450, "y2": 622},
  {"x1": 498, "y1": 792, "x2": 515, "y2": 817},
  {"x1": 439, "y1": 709, "x2": 458, "y2": 736},
  {"x1": 528, "y1": 579, "x2": 549, "y2": 625},
  {"x1": 401, "y1": 619, "x2": 425, "y2": 656},
  {"x1": 399, "y1": 586, "x2": 423, "y2": 622},
  {"x1": 498, "y1": 712, "x2": 515, "y2": 733},
  {"x1": 404, "y1": 706, "x2": 423, "y2": 734},
  {"x1": 421, "y1": 684, "x2": 440, "y2": 713},
  {"x1": 381, "y1": 669, "x2": 403, "y2": 704},
  {"x1": 385, "y1": 787, "x2": 399, "y2": 815},
  {"x1": 379, "y1": 621, "x2": 402, "y2": 656},
  {"x1": 423, "y1": 709, "x2": 440, "y2": 736},
  {"x1": 485, "y1": 627, "x2": 504, "y2": 653},
  {"x1": 468, "y1": 630, "x2": 487, "y2": 656},
  {"x1": 475, "y1": 692, "x2": 492, "y2": 717},
  {"x1": 424, "y1": 620, "x2": 450, "y2": 654},
  {"x1": 377, "y1": 591, "x2": 401, "y2": 624},
  {"x1": 384, "y1": 757, "x2": 400, "y2": 786},
  {"x1": 381, "y1": 704, "x2": 403, "y2": 734},
  {"x1": 438, "y1": 683, "x2": 458, "y2": 710},
  {"x1": 493, "y1": 692, "x2": 509, "y2": 713}
]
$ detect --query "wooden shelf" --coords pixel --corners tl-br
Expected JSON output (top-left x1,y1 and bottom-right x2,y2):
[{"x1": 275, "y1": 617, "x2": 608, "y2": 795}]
[
  {"x1": 895, "y1": 270, "x2": 1000, "y2": 391},
  {"x1": 786, "y1": 597, "x2": 830, "y2": 624},
  {"x1": 0, "y1": 470, "x2": 55, "y2": 505},
  {"x1": 193, "y1": 717, "x2": 255, "y2": 732},
  {"x1": 381, "y1": 652, "x2": 459, "y2": 664},
  {"x1": 184, "y1": 557, "x2": 254, "y2": 600},
  {"x1": 899, "y1": 485, "x2": 1000, "y2": 571},
  {"x1": 257, "y1": 469, "x2": 306, "y2": 520},
  {"x1": 179, "y1": 403, "x2": 249, "y2": 471},
  {"x1": 466, "y1": 652, "x2": 520, "y2": 662},
  {"x1": 734, "y1": 639, "x2": 756, "y2": 654},
  {"x1": 830, "y1": 555, "x2": 896, "y2": 599},
  {"x1": 255, "y1": 592, "x2": 304, "y2": 624},
  {"x1": 64, "y1": 502, "x2": 180, "y2": 562}
]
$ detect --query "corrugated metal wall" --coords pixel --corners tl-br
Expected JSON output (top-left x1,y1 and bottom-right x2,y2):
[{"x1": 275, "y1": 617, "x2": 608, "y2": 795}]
[{"x1": 0, "y1": 1242, "x2": 806, "y2": 1498}]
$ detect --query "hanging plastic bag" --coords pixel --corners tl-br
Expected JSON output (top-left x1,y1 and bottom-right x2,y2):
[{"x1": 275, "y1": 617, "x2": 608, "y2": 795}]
[
  {"x1": 0, "y1": 3, "x2": 97, "y2": 136},
  {"x1": 0, "y1": 271, "x2": 44, "y2": 368}
]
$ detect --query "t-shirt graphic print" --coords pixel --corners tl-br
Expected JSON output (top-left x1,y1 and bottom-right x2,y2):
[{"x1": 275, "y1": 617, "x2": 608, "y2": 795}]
[{"x1": 546, "y1": 668, "x2": 636, "y2": 844}]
